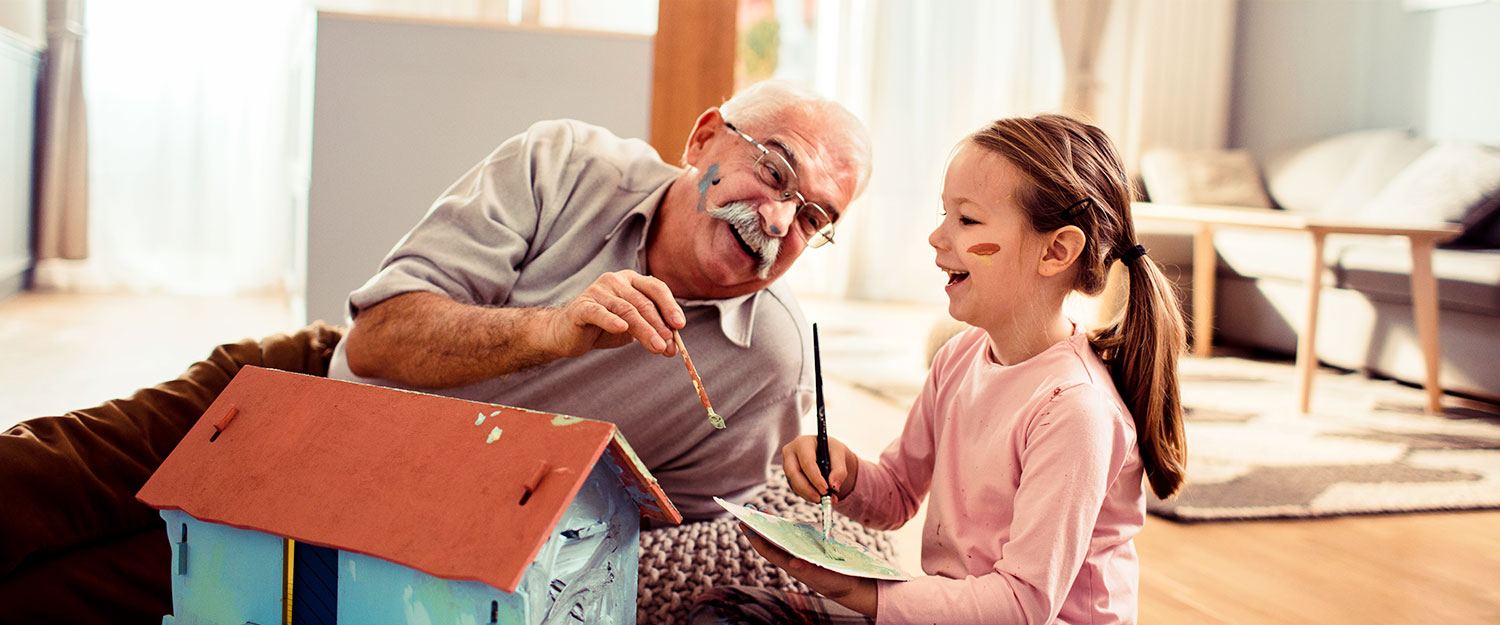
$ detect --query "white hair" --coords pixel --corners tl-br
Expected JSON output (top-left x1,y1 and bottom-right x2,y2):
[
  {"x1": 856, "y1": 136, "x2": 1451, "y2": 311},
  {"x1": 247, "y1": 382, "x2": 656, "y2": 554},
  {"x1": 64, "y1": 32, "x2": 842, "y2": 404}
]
[{"x1": 718, "y1": 80, "x2": 874, "y2": 198}]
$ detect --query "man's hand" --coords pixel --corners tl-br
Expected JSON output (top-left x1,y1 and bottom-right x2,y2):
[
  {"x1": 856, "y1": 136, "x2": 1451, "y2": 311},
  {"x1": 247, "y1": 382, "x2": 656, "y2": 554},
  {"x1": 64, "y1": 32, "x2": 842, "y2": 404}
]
[
  {"x1": 343, "y1": 271, "x2": 686, "y2": 389},
  {"x1": 544, "y1": 270, "x2": 686, "y2": 358},
  {"x1": 741, "y1": 523, "x2": 878, "y2": 617}
]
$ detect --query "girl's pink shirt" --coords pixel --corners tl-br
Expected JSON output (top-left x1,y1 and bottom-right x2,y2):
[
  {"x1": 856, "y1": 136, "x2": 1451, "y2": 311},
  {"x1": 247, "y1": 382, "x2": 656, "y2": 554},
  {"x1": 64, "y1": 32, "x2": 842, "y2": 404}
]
[{"x1": 836, "y1": 325, "x2": 1145, "y2": 625}]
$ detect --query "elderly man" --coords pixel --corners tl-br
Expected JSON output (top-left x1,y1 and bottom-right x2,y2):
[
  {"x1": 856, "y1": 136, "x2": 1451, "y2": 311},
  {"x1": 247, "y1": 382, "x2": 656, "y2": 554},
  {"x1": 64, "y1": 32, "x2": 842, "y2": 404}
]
[{"x1": 330, "y1": 80, "x2": 873, "y2": 520}]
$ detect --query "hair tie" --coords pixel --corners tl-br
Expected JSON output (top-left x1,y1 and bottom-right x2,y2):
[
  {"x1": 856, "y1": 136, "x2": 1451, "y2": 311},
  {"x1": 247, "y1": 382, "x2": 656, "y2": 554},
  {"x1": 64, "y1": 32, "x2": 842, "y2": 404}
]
[
  {"x1": 1061, "y1": 198, "x2": 1092, "y2": 221},
  {"x1": 1120, "y1": 244, "x2": 1147, "y2": 265}
]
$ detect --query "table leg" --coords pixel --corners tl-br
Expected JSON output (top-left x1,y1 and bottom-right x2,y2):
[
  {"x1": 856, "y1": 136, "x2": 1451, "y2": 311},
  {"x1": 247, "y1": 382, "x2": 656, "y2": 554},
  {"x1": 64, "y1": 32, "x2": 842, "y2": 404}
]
[
  {"x1": 1408, "y1": 239, "x2": 1445, "y2": 415},
  {"x1": 1295, "y1": 232, "x2": 1327, "y2": 414},
  {"x1": 1192, "y1": 223, "x2": 1217, "y2": 357}
]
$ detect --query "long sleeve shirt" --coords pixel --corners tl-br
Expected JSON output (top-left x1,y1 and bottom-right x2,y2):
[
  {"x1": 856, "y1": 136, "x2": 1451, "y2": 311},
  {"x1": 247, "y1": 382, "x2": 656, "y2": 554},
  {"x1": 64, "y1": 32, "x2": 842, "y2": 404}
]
[{"x1": 836, "y1": 326, "x2": 1146, "y2": 624}]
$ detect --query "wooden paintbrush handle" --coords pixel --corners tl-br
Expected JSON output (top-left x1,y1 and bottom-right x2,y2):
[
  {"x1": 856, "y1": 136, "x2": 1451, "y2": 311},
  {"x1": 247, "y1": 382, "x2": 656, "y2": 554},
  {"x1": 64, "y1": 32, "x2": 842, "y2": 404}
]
[{"x1": 674, "y1": 331, "x2": 724, "y2": 429}]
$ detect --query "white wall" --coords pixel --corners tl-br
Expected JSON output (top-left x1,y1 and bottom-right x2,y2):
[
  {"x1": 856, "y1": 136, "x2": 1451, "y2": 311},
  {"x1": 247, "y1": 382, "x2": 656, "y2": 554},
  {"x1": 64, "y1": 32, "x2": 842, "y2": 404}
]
[
  {"x1": 0, "y1": 0, "x2": 41, "y2": 298},
  {"x1": 0, "y1": 28, "x2": 38, "y2": 298},
  {"x1": 1227, "y1": 0, "x2": 1432, "y2": 160},
  {"x1": 302, "y1": 13, "x2": 653, "y2": 326},
  {"x1": 1229, "y1": 0, "x2": 1500, "y2": 160},
  {"x1": 0, "y1": 0, "x2": 43, "y2": 46},
  {"x1": 1424, "y1": 2, "x2": 1500, "y2": 144}
]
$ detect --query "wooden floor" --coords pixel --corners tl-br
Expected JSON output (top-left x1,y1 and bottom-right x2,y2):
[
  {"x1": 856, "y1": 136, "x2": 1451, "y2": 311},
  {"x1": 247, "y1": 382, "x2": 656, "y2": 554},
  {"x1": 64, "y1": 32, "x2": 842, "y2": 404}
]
[
  {"x1": 0, "y1": 291, "x2": 296, "y2": 430},
  {"x1": 1138, "y1": 509, "x2": 1500, "y2": 624},
  {"x1": 6, "y1": 290, "x2": 1500, "y2": 622}
]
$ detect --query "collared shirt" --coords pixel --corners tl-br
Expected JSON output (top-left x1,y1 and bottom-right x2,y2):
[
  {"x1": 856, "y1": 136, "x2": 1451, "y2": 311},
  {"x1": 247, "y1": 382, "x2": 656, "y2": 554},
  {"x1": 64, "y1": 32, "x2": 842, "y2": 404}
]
[
  {"x1": 838, "y1": 327, "x2": 1144, "y2": 625},
  {"x1": 327, "y1": 120, "x2": 814, "y2": 520}
]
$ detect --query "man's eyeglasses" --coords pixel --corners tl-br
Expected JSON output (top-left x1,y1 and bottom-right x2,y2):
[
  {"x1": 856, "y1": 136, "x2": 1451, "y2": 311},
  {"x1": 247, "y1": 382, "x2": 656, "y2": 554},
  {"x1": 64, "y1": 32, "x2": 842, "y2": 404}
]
[{"x1": 723, "y1": 121, "x2": 836, "y2": 248}]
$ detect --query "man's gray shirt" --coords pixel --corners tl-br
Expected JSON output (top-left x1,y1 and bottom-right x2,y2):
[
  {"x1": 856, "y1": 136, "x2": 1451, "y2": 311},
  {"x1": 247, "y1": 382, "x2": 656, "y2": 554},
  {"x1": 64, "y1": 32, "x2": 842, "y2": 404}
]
[{"x1": 327, "y1": 120, "x2": 815, "y2": 520}]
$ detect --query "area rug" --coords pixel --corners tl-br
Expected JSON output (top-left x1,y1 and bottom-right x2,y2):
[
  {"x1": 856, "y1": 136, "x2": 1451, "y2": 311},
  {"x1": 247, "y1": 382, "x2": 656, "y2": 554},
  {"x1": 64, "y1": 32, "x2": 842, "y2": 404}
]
[{"x1": 1151, "y1": 353, "x2": 1500, "y2": 522}]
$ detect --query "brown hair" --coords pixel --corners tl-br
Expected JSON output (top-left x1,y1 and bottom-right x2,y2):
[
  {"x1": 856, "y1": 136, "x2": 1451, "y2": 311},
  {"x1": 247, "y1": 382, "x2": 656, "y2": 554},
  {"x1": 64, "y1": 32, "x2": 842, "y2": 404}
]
[{"x1": 969, "y1": 115, "x2": 1187, "y2": 499}]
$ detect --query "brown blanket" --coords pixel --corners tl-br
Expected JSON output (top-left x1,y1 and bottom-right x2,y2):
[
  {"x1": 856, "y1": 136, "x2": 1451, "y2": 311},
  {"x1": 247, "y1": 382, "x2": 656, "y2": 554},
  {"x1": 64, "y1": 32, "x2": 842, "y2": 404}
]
[{"x1": 0, "y1": 322, "x2": 342, "y2": 624}]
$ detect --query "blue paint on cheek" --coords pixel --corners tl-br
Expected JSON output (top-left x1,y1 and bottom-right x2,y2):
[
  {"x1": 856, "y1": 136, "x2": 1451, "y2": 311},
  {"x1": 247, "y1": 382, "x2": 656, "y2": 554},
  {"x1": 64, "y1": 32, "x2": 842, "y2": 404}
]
[
  {"x1": 769, "y1": 224, "x2": 781, "y2": 235},
  {"x1": 696, "y1": 163, "x2": 720, "y2": 212}
]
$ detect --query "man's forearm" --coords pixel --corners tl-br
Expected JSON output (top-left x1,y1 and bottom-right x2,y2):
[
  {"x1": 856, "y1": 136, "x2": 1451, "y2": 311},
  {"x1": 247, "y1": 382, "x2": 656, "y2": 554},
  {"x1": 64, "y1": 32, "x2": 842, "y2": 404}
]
[{"x1": 343, "y1": 292, "x2": 559, "y2": 388}]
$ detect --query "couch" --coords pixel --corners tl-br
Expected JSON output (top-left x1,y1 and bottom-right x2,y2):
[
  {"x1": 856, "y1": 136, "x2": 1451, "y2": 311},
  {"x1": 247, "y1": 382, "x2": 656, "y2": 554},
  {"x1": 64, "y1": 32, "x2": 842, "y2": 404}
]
[{"x1": 1137, "y1": 128, "x2": 1500, "y2": 403}]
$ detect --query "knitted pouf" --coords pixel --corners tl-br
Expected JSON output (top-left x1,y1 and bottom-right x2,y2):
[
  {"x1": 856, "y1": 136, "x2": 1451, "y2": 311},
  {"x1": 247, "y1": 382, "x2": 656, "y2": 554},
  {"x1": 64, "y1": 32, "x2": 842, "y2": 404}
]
[{"x1": 636, "y1": 467, "x2": 901, "y2": 625}]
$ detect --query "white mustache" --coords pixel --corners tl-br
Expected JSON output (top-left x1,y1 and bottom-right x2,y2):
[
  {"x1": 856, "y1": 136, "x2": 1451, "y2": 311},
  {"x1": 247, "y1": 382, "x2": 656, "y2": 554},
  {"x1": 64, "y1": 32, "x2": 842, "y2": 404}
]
[{"x1": 709, "y1": 201, "x2": 781, "y2": 279}]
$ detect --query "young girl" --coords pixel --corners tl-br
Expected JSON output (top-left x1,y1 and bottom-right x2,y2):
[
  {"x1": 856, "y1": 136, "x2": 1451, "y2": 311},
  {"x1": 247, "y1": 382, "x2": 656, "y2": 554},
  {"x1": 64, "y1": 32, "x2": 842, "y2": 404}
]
[{"x1": 691, "y1": 115, "x2": 1188, "y2": 625}]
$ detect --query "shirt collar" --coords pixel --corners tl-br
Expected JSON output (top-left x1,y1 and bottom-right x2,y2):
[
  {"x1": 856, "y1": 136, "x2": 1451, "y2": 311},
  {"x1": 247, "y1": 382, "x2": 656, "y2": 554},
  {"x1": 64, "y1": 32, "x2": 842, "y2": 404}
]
[
  {"x1": 679, "y1": 292, "x2": 759, "y2": 348},
  {"x1": 605, "y1": 181, "x2": 668, "y2": 246}
]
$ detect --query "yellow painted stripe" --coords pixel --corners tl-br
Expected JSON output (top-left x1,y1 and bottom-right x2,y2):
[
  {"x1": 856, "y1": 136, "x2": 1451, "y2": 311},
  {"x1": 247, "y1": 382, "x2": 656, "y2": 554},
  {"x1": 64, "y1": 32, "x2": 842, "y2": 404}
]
[{"x1": 283, "y1": 538, "x2": 295, "y2": 624}]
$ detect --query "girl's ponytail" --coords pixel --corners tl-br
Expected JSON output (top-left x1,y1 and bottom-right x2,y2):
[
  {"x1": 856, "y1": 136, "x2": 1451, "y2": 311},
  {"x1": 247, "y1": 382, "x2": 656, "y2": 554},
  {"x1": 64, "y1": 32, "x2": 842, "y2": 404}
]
[{"x1": 1088, "y1": 239, "x2": 1187, "y2": 499}]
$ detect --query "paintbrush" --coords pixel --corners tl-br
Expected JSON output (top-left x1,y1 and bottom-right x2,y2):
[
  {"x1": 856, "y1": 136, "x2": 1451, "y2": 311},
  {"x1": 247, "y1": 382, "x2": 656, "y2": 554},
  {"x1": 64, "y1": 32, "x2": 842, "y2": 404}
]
[
  {"x1": 674, "y1": 330, "x2": 725, "y2": 429},
  {"x1": 812, "y1": 323, "x2": 833, "y2": 544}
]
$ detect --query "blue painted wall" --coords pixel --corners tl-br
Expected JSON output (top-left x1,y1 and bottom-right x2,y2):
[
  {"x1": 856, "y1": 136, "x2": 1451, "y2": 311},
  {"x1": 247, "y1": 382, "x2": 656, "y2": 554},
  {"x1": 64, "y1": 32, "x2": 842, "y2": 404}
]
[
  {"x1": 337, "y1": 550, "x2": 528, "y2": 624},
  {"x1": 160, "y1": 510, "x2": 285, "y2": 625},
  {"x1": 517, "y1": 461, "x2": 641, "y2": 623},
  {"x1": 161, "y1": 462, "x2": 644, "y2": 624},
  {"x1": 339, "y1": 461, "x2": 642, "y2": 624}
]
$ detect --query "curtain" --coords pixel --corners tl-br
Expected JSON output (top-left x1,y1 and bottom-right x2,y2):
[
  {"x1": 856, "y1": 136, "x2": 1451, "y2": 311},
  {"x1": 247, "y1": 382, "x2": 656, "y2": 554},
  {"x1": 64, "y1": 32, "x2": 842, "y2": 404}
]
[
  {"x1": 1054, "y1": 0, "x2": 1113, "y2": 119},
  {"x1": 783, "y1": 0, "x2": 1065, "y2": 304},
  {"x1": 32, "y1": 0, "x2": 88, "y2": 264},
  {"x1": 1091, "y1": 0, "x2": 1238, "y2": 172},
  {"x1": 44, "y1": 0, "x2": 310, "y2": 295}
]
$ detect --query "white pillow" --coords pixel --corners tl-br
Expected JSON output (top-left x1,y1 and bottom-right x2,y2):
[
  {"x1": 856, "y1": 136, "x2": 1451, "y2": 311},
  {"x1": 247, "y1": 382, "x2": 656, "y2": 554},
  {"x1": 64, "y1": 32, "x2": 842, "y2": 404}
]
[
  {"x1": 1361, "y1": 142, "x2": 1500, "y2": 226},
  {"x1": 1139, "y1": 149, "x2": 1273, "y2": 208},
  {"x1": 1263, "y1": 128, "x2": 1414, "y2": 214},
  {"x1": 1320, "y1": 134, "x2": 1434, "y2": 219}
]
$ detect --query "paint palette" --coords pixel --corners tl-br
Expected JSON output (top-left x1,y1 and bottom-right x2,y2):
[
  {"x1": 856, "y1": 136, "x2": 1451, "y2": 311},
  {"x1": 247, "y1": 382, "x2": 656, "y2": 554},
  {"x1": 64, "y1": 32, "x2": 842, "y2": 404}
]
[{"x1": 714, "y1": 497, "x2": 914, "y2": 581}]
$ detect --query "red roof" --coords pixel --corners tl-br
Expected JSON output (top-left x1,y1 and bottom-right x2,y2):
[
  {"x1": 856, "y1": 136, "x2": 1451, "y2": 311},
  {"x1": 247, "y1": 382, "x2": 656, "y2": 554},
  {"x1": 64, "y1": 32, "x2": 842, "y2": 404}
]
[{"x1": 137, "y1": 366, "x2": 679, "y2": 593}]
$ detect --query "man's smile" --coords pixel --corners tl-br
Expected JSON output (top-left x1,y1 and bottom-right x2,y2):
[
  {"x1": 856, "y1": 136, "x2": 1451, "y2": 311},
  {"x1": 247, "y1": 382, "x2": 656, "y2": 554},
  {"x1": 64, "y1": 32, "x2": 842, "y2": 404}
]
[{"x1": 727, "y1": 219, "x2": 762, "y2": 264}]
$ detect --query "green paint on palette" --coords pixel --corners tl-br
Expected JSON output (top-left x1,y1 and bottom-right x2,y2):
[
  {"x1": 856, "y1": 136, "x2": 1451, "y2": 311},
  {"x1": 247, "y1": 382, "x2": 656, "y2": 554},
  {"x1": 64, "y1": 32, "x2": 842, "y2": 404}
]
[{"x1": 714, "y1": 497, "x2": 914, "y2": 581}]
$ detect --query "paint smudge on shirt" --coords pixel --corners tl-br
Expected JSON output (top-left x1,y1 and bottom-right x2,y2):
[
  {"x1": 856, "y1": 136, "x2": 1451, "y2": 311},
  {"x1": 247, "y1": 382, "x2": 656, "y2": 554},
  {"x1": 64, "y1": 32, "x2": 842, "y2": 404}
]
[{"x1": 696, "y1": 163, "x2": 720, "y2": 212}]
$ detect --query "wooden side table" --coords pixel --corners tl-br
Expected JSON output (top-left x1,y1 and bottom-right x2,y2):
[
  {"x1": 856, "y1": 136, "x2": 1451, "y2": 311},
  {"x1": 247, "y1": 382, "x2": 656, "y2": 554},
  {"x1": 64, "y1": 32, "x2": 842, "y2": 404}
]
[{"x1": 1130, "y1": 202, "x2": 1461, "y2": 414}]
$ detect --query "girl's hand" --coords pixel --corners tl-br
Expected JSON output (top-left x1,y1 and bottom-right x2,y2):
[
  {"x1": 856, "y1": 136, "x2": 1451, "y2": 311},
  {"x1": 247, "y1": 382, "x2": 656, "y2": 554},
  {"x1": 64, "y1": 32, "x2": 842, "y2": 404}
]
[
  {"x1": 782, "y1": 435, "x2": 860, "y2": 504},
  {"x1": 740, "y1": 523, "x2": 878, "y2": 617}
]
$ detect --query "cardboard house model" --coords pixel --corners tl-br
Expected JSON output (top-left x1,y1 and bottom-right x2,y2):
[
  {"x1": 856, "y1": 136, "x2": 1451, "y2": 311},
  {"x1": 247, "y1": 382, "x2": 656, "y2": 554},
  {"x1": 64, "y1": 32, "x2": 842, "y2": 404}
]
[{"x1": 136, "y1": 366, "x2": 681, "y2": 625}]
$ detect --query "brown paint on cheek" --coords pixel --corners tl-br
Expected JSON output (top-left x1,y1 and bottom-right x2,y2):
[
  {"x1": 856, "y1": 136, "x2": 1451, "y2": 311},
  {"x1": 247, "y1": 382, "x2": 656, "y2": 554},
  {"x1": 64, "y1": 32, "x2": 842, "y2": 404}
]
[{"x1": 967, "y1": 243, "x2": 999, "y2": 266}]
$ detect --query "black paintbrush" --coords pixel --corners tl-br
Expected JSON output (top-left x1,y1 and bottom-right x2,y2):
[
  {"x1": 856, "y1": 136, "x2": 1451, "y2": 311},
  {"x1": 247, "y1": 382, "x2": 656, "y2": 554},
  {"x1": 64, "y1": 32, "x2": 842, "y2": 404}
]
[{"x1": 813, "y1": 323, "x2": 832, "y2": 543}]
